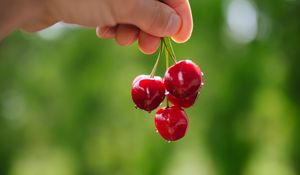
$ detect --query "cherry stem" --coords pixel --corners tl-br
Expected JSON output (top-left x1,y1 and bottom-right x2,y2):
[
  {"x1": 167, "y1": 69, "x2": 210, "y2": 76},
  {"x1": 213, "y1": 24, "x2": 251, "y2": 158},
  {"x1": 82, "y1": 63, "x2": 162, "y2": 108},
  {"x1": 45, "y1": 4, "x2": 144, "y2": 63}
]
[
  {"x1": 165, "y1": 45, "x2": 169, "y2": 69},
  {"x1": 150, "y1": 40, "x2": 164, "y2": 78},
  {"x1": 166, "y1": 37, "x2": 176, "y2": 56},
  {"x1": 162, "y1": 37, "x2": 177, "y2": 63},
  {"x1": 168, "y1": 38, "x2": 176, "y2": 59},
  {"x1": 165, "y1": 45, "x2": 170, "y2": 107}
]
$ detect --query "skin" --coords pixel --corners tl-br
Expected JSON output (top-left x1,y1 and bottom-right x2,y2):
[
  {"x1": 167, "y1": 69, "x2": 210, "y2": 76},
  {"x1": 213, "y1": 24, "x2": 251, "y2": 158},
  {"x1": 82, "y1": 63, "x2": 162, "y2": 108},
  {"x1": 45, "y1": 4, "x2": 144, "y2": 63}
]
[{"x1": 0, "y1": 0, "x2": 193, "y2": 54}]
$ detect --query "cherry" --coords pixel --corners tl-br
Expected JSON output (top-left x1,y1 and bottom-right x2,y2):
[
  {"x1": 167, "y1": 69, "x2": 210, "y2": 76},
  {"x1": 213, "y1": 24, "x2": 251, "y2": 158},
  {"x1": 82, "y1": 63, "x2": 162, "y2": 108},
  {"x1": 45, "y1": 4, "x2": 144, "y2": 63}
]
[
  {"x1": 132, "y1": 75, "x2": 148, "y2": 86},
  {"x1": 164, "y1": 60, "x2": 203, "y2": 98},
  {"x1": 167, "y1": 92, "x2": 199, "y2": 108},
  {"x1": 155, "y1": 106, "x2": 188, "y2": 141},
  {"x1": 131, "y1": 75, "x2": 165, "y2": 112}
]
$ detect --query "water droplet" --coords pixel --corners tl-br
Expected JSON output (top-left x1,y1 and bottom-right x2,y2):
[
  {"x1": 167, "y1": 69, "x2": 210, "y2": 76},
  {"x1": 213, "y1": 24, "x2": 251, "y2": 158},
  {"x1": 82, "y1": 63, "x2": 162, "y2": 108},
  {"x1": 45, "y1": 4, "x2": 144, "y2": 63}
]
[
  {"x1": 201, "y1": 82, "x2": 204, "y2": 86},
  {"x1": 201, "y1": 72, "x2": 204, "y2": 77},
  {"x1": 167, "y1": 141, "x2": 171, "y2": 143},
  {"x1": 155, "y1": 129, "x2": 159, "y2": 133}
]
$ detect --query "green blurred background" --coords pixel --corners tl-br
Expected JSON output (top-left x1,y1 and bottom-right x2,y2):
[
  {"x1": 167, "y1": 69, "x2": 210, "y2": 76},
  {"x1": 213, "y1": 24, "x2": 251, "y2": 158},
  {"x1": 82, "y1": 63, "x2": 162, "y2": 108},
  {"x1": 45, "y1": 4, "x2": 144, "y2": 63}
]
[{"x1": 1, "y1": 0, "x2": 300, "y2": 174}]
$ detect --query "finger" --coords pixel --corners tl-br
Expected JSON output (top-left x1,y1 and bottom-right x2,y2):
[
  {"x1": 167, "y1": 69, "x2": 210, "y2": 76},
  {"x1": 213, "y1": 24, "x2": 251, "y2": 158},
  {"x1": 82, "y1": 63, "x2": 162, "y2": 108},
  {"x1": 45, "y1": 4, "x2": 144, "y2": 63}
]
[
  {"x1": 113, "y1": 0, "x2": 181, "y2": 38},
  {"x1": 162, "y1": 0, "x2": 193, "y2": 43},
  {"x1": 138, "y1": 31, "x2": 160, "y2": 55},
  {"x1": 96, "y1": 26, "x2": 117, "y2": 39},
  {"x1": 21, "y1": 17, "x2": 57, "y2": 32},
  {"x1": 115, "y1": 24, "x2": 139, "y2": 46}
]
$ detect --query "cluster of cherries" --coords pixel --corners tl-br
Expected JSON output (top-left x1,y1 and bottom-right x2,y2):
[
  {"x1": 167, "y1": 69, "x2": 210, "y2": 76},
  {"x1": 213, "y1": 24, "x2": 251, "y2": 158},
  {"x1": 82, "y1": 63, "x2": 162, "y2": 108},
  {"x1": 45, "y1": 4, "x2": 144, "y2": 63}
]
[{"x1": 131, "y1": 38, "x2": 204, "y2": 142}]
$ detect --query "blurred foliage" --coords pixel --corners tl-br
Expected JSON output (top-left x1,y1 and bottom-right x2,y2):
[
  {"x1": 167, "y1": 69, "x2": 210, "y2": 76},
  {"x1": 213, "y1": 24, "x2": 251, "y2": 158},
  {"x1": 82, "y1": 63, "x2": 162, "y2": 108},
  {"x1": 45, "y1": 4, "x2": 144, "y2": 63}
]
[{"x1": 0, "y1": 0, "x2": 300, "y2": 175}]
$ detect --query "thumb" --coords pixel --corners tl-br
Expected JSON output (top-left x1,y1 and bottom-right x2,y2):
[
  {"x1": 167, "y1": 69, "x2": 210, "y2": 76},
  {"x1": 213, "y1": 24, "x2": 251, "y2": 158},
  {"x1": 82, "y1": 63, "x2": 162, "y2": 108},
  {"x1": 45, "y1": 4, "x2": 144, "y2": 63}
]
[{"x1": 113, "y1": 0, "x2": 181, "y2": 37}]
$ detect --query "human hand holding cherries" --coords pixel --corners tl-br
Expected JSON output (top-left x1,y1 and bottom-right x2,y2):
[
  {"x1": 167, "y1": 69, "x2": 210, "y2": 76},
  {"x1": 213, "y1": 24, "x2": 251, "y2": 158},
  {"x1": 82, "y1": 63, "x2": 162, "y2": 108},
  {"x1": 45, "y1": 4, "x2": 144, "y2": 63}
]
[
  {"x1": 1, "y1": 0, "x2": 198, "y2": 142},
  {"x1": 131, "y1": 38, "x2": 204, "y2": 142},
  {"x1": 1, "y1": 0, "x2": 192, "y2": 54}
]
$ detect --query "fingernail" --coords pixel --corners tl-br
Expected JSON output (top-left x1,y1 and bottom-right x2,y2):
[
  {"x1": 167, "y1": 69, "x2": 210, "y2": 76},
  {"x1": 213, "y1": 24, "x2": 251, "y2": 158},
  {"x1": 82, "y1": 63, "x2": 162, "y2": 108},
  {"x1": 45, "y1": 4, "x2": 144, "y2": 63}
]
[{"x1": 165, "y1": 13, "x2": 181, "y2": 36}]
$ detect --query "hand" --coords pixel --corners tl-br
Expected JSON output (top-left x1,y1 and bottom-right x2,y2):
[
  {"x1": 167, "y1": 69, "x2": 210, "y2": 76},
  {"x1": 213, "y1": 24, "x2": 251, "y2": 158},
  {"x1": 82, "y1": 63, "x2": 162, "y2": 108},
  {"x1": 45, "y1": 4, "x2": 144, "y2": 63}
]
[
  {"x1": 1, "y1": 0, "x2": 193, "y2": 54},
  {"x1": 94, "y1": 0, "x2": 193, "y2": 54}
]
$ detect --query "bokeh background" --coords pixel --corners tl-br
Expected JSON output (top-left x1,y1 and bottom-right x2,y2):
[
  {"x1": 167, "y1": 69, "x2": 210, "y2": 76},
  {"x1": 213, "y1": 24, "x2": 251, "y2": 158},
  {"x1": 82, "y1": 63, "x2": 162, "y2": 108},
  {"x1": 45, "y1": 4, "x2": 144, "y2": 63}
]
[{"x1": 1, "y1": 0, "x2": 300, "y2": 174}]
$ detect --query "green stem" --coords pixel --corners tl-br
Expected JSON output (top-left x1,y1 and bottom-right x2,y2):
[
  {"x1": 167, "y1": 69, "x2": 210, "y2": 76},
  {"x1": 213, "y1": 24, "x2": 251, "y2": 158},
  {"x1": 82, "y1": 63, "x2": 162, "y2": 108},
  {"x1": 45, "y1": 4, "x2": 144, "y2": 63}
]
[
  {"x1": 167, "y1": 38, "x2": 176, "y2": 60},
  {"x1": 165, "y1": 46, "x2": 169, "y2": 69},
  {"x1": 165, "y1": 45, "x2": 170, "y2": 107},
  {"x1": 150, "y1": 40, "x2": 164, "y2": 77},
  {"x1": 162, "y1": 38, "x2": 177, "y2": 63},
  {"x1": 162, "y1": 40, "x2": 176, "y2": 63}
]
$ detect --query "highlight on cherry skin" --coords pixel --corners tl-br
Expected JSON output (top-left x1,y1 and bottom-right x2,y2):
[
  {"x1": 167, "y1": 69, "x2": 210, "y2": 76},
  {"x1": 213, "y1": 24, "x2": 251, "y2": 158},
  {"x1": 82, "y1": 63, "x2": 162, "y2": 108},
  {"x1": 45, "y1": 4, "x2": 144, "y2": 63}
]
[
  {"x1": 164, "y1": 60, "x2": 203, "y2": 98},
  {"x1": 132, "y1": 74, "x2": 148, "y2": 86},
  {"x1": 154, "y1": 106, "x2": 188, "y2": 142},
  {"x1": 131, "y1": 75, "x2": 166, "y2": 112}
]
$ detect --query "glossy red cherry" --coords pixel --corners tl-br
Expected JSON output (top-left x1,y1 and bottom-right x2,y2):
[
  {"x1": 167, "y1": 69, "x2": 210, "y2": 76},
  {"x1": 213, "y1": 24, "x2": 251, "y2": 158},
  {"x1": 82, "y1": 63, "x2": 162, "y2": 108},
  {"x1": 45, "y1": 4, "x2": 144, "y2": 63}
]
[
  {"x1": 167, "y1": 92, "x2": 199, "y2": 108},
  {"x1": 155, "y1": 106, "x2": 188, "y2": 141},
  {"x1": 164, "y1": 60, "x2": 203, "y2": 98},
  {"x1": 131, "y1": 75, "x2": 165, "y2": 112},
  {"x1": 132, "y1": 75, "x2": 148, "y2": 86}
]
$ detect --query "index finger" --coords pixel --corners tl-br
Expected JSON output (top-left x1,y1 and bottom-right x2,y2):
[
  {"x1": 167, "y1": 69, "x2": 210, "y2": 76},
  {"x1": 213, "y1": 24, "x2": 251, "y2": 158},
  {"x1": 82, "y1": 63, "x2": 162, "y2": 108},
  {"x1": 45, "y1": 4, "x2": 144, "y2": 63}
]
[{"x1": 162, "y1": 0, "x2": 193, "y2": 43}]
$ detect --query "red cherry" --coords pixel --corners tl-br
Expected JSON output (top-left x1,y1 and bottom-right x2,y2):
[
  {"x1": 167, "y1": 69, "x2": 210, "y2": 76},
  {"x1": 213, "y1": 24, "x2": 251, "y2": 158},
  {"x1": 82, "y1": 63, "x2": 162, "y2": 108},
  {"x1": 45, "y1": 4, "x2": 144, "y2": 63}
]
[
  {"x1": 131, "y1": 75, "x2": 165, "y2": 112},
  {"x1": 167, "y1": 92, "x2": 199, "y2": 108},
  {"x1": 132, "y1": 75, "x2": 148, "y2": 86},
  {"x1": 155, "y1": 106, "x2": 188, "y2": 141},
  {"x1": 164, "y1": 60, "x2": 203, "y2": 98}
]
